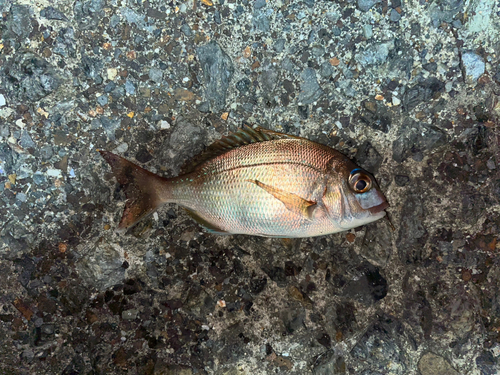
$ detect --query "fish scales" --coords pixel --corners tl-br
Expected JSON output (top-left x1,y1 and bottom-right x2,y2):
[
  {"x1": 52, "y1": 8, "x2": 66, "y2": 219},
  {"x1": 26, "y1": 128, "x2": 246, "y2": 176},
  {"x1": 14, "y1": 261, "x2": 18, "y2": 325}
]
[{"x1": 172, "y1": 139, "x2": 343, "y2": 237}]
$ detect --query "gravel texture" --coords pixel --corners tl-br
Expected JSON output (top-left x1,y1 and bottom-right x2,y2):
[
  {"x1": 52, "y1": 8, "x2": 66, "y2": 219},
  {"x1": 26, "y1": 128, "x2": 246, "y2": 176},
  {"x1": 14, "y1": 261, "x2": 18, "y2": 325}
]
[{"x1": 1, "y1": 0, "x2": 499, "y2": 374}]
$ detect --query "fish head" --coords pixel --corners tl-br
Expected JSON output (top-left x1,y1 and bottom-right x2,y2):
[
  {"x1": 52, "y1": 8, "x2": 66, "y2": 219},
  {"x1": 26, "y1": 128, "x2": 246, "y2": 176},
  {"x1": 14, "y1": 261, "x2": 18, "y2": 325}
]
[{"x1": 323, "y1": 158, "x2": 389, "y2": 230}]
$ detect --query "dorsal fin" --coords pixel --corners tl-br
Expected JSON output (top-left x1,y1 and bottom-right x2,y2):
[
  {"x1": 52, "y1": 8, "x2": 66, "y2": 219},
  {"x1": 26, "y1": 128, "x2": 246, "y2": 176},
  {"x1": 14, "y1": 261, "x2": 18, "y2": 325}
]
[{"x1": 180, "y1": 125, "x2": 304, "y2": 174}]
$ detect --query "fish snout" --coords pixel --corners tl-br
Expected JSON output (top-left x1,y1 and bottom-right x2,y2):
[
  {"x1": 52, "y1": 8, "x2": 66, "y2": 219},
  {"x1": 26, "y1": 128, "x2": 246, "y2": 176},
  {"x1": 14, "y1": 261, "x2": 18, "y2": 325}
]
[{"x1": 354, "y1": 188, "x2": 389, "y2": 215}]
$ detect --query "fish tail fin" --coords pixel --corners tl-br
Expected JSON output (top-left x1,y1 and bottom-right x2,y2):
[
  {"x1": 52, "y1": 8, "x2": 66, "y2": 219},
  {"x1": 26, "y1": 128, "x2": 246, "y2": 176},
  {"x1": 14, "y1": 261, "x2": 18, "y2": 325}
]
[{"x1": 99, "y1": 151, "x2": 173, "y2": 232}]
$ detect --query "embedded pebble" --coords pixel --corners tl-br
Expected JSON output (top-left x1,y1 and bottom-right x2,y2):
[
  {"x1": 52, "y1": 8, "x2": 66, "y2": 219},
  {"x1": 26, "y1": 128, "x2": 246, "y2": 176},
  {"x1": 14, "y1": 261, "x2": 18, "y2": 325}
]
[
  {"x1": 122, "y1": 309, "x2": 138, "y2": 320},
  {"x1": 115, "y1": 142, "x2": 128, "y2": 153},
  {"x1": 358, "y1": 0, "x2": 381, "y2": 11},
  {"x1": 97, "y1": 95, "x2": 108, "y2": 106},
  {"x1": 462, "y1": 52, "x2": 485, "y2": 82},
  {"x1": 390, "y1": 8, "x2": 401, "y2": 22},
  {"x1": 418, "y1": 353, "x2": 458, "y2": 375},
  {"x1": 159, "y1": 120, "x2": 170, "y2": 129},
  {"x1": 149, "y1": 68, "x2": 163, "y2": 83},
  {"x1": 362, "y1": 24, "x2": 373, "y2": 38},
  {"x1": 46, "y1": 169, "x2": 62, "y2": 177}
]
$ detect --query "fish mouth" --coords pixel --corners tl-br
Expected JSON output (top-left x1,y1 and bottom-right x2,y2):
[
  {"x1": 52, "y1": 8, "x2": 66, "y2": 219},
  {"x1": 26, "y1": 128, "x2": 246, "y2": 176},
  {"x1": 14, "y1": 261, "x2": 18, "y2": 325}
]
[{"x1": 368, "y1": 201, "x2": 389, "y2": 214}]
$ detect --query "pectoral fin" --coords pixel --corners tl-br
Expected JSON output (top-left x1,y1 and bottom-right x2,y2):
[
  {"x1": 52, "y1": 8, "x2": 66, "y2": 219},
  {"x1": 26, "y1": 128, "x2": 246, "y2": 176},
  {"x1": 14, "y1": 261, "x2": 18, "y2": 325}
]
[{"x1": 247, "y1": 179, "x2": 317, "y2": 220}]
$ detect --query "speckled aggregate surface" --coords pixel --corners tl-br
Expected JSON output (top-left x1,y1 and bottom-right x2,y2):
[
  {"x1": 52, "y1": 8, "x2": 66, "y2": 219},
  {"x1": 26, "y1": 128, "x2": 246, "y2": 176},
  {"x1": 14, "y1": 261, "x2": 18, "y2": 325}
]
[{"x1": 0, "y1": 0, "x2": 499, "y2": 374}]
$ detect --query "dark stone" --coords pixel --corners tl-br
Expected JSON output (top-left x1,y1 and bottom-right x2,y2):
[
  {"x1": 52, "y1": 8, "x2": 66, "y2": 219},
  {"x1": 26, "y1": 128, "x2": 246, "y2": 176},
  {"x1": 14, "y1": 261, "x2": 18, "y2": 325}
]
[
  {"x1": 357, "y1": 102, "x2": 392, "y2": 133},
  {"x1": 360, "y1": 221, "x2": 393, "y2": 267},
  {"x1": 14, "y1": 255, "x2": 36, "y2": 288},
  {"x1": 402, "y1": 77, "x2": 445, "y2": 111},
  {"x1": 493, "y1": 67, "x2": 500, "y2": 84},
  {"x1": 429, "y1": 0, "x2": 463, "y2": 27},
  {"x1": 135, "y1": 148, "x2": 153, "y2": 163},
  {"x1": 464, "y1": 125, "x2": 489, "y2": 155},
  {"x1": 253, "y1": 9, "x2": 270, "y2": 33},
  {"x1": 351, "y1": 315, "x2": 408, "y2": 374},
  {"x1": 300, "y1": 51, "x2": 310, "y2": 64},
  {"x1": 236, "y1": 78, "x2": 251, "y2": 93},
  {"x1": 422, "y1": 62, "x2": 438, "y2": 72},
  {"x1": 260, "y1": 65, "x2": 279, "y2": 98},
  {"x1": 19, "y1": 130, "x2": 36, "y2": 149},
  {"x1": 214, "y1": 10, "x2": 221, "y2": 24},
  {"x1": 274, "y1": 38, "x2": 286, "y2": 52},
  {"x1": 312, "y1": 351, "x2": 346, "y2": 374},
  {"x1": 342, "y1": 262, "x2": 388, "y2": 305},
  {"x1": 394, "y1": 175, "x2": 410, "y2": 186},
  {"x1": 1, "y1": 52, "x2": 62, "y2": 103},
  {"x1": 317, "y1": 333, "x2": 331, "y2": 348},
  {"x1": 100, "y1": 116, "x2": 121, "y2": 140},
  {"x1": 74, "y1": 0, "x2": 106, "y2": 30},
  {"x1": 298, "y1": 105, "x2": 309, "y2": 119},
  {"x1": 262, "y1": 266, "x2": 287, "y2": 287},
  {"x1": 355, "y1": 142, "x2": 382, "y2": 173},
  {"x1": 476, "y1": 350, "x2": 498, "y2": 375},
  {"x1": 387, "y1": 80, "x2": 399, "y2": 91},
  {"x1": 396, "y1": 193, "x2": 428, "y2": 264},
  {"x1": 5, "y1": 4, "x2": 32, "y2": 41},
  {"x1": 197, "y1": 41, "x2": 234, "y2": 112},
  {"x1": 389, "y1": 9, "x2": 401, "y2": 22},
  {"x1": 81, "y1": 55, "x2": 103, "y2": 83},
  {"x1": 334, "y1": 302, "x2": 357, "y2": 336},
  {"x1": 0, "y1": 142, "x2": 17, "y2": 174},
  {"x1": 283, "y1": 80, "x2": 294, "y2": 94},
  {"x1": 403, "y1": 288, "x2": 433, "y2": 340},
  {"x1": 197, "y1": 101, "x2": 211, "y2": 113},
  {"x1": 358, "y1": 0, "x2": 381, "y2": 11},
  {"x1": 33, "y1": 173, "x2": 47, "y2": 185},
  {"x1": 284, "y1": 261, "x2": 302, "y2": 276},
  {"x1": 319, "y1": 61, "x2": 333, "y2": 78},
  {"x1": 254, "y1": 0, "x2": 267, "y2": 9},
  {"x1": 332, "y1": 26, "x2": 341, "y2": 36},
  {"x1": 282, "y1": 308, "x2": 305, "y2": 334},
  {"x1": 180, "y1": 24, "x2": 192, "y2": 37},
  {"x1": 249, "y1": 277, "x2": 267, "y2": 294},
  {"x1": 97, "y1": 95, "x2": 108, "y2": 106},
  {"x1": 298, "y1": 68, "x2": 324, "y2": 105},
  {"x1": 104, "y1": 81, "x2": 116, "y2": 92},
  {"x1": 40, "y1": 6, "x2": 69, "y2": 21},
  {"x1": 392, "y1": 119, "x2": 447, "y2": 163},
  {"x1": 473, "y1": 104, "x2": 490, "y2": 123},
  {"x1": 233, "y1": 5, "x2": 245, "y2": 18},
  {"x1": 146, "y1": 8, "x2": 167, "y2": 19}
]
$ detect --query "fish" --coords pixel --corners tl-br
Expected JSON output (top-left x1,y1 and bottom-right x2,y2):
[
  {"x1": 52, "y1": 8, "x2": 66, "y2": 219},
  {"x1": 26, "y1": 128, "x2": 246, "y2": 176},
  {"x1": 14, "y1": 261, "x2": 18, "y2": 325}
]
[{"x1": 100, "y1": 126, "x2": 388, "y2": 238}]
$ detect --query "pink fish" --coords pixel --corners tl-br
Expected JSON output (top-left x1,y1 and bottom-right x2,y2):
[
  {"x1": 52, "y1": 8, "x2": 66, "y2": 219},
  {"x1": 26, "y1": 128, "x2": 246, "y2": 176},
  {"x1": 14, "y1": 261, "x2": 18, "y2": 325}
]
[{"x1": 100, "y1": 126, "x2": 388, "y2": 237}]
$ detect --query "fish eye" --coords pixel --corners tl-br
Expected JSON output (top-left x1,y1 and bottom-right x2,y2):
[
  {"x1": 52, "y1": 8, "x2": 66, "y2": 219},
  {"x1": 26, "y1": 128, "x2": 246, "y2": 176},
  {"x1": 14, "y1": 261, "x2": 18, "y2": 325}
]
[{"x1": 349, "y1": 170, "x2": 372, "y2": 193}]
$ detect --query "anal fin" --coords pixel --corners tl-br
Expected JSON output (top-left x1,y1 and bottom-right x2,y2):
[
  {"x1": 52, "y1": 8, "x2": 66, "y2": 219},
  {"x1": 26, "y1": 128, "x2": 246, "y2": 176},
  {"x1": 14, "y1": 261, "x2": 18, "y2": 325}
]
[{"x1": 247, "y1": 179, "x2": 317, "y2": 220}]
